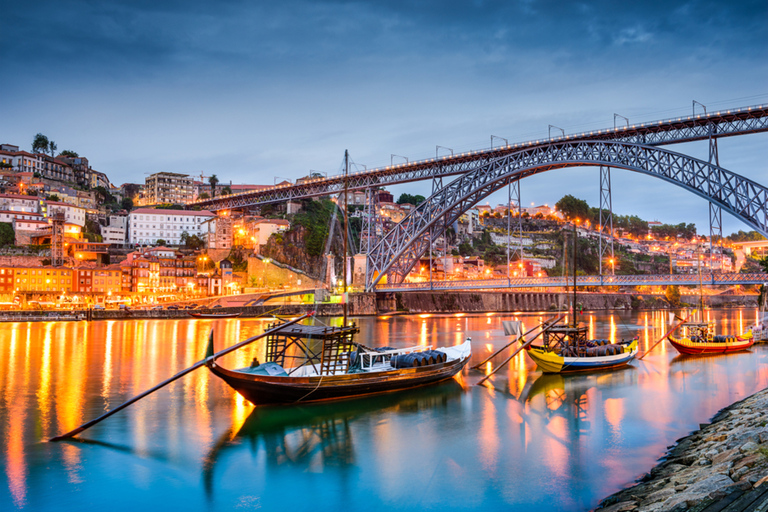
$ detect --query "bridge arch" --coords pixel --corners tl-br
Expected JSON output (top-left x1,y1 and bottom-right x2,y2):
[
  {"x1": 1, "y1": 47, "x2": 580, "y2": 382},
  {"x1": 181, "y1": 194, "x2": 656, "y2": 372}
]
[{"x1": 365, "y1": 140, "x2": 768, "y2": 290}]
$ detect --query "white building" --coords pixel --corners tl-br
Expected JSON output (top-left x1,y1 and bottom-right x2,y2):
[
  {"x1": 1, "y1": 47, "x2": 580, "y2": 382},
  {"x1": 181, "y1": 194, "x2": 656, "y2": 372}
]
[
  {"x1": 0, "y1": 210, "x2": 46, "y2": 224},
  {"x1": 128, "y1": 208, "x2": 215, "y2": 246},
  {"x1": 253, "y1": 219, "x2": 291, "y2": 247},
  {"x1": 102, "y1": 226, "x2": 127, "y2": 245},
  {"x1": 0, "y1": 193, "x2": 42, "y2": 214},
  {"x1": 45, "y1": 201, "x2": 86, "y2": 227}
]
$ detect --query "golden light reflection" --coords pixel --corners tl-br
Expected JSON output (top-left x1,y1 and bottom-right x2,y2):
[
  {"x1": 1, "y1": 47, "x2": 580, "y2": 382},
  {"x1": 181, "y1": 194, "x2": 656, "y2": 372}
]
[
  {"x1": 4, "y1": 326, "x2": 27, "y2": 508},
  {"x1": 102, "y1": 321, "x2": 114, "y2": 406},
  {"x1": 37, "y1": 324, "x2": 53, "y2": 438},
  {"x1": 478, "y1": 397, "x2": 499, "y2": 473},
  {"x1": 604, "y1": 397, "x2": 624, "y2": 431}
]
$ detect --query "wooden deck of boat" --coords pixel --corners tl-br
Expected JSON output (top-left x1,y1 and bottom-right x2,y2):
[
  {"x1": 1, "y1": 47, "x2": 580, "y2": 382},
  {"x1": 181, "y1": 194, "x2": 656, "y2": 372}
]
[{"x1": 697, "y1": 482, "x2": 768, "y2": 512}]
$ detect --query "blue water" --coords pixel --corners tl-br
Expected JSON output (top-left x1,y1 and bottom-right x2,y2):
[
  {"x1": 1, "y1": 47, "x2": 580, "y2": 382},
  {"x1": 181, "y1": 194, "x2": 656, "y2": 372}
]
[{"x1": 1, "y1": 309, "x2": 766, "y2": 511}]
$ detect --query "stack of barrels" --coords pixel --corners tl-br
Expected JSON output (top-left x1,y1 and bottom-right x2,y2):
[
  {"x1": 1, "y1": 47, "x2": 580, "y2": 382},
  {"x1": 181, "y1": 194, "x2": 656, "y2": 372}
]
[{"x1": 391, "y1": 350, "x2": 447, "y2": 368}]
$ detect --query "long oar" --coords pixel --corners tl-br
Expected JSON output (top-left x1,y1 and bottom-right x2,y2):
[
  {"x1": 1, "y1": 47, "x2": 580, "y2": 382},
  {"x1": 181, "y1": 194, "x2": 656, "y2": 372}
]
[
  {"x1": 50, "y1": 311, "x2": 315, "y2": 442},
  {"x1": 638, "y1": 312, "x2": 691, "y2": 360},
  {"x1": 471, "y1": 314, "x2": 564, "y2": 370},
  {"x1": 477, "y1": 322, "x2": 558, "y2": 386}
]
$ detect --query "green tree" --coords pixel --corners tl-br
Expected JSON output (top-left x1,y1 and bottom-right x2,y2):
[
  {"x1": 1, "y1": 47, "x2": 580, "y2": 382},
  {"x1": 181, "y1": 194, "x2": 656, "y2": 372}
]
[
  {"x1": 221, "y1": 186, "x2": 232, "y2": 196},
  {"x1": 48, "y1": 140, "x2": 57, "y2": 157},
  {"x1": 555, "y1": 195, "x2": 591, "y2": 221},
  {"x1": 198, "y1": 192, "x2": 210, "y2": 200},
  {"x1": 60, "y1": 150, "x2": 78, "y2": 158},
  {"x1": 458, "y1": 241, "x2": 474, "y2": 256},
  {"x1": 665, "y1": 285, "x2": 682, "y2": 307},
  {"x1": 93, "y1": 186, "x2": 115, "y2": 204},
  {"x1": 32, "y1": 133, "x2": 50, "y2": 154},
  {"x1": 46, "y1": 194, "x2": 61, "y2": 202},
  {"x1": 120, "y1": 197, "x2": 133, "y2": 211},
  {"x1": 180, "y1": 231, "x2": 205, "y2": 250},
  {"x1": 0, "y1": 223, "x2": 14, "y2": 246},
  {"x1": 156, "y1": 239, "x2": 167, "y2": 246},
  {"x1": 397, "y1": 193, "x2": 426, "y2": 205},
  {"x1": 209, "y1": 174, "x2": 219, "y2": 198},
  {"x1": 760, "y1": 256, "x2": 768, "y2": 274}
]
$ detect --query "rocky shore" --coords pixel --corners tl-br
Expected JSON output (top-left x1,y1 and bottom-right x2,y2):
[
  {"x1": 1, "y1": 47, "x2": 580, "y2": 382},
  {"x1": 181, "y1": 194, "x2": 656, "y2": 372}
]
[{"x1": 596, "y1": 388, "x2": 768, "y2": 511}]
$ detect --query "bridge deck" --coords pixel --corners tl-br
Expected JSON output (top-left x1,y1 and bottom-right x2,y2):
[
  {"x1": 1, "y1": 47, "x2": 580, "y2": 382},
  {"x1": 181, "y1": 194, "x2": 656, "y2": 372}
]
[{"x1": 373, "y1": 273, "x2": 768, "y2": 292}]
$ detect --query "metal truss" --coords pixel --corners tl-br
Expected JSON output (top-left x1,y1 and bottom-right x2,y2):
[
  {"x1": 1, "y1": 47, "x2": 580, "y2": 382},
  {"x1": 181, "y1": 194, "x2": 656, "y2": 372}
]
[
  {"x1": 373, "y1": 272, "x2": 768, "y2": 292},
  {"x1": 707, "y1": 123, "x2": 723, "y2": 274},
  {"x1": 709, "y1": 202, "x2": 723, "y2": 272},
  {"x1": 365, "y1": 140, "x2": 768, "y2": 290},
  {"x1": 191, "y1": 105, "x2": 768, "y2": 212},
  {"x1": 507, "y1": 180, "x2": 523, "y2": 265},
  {"x1": 360, "y1": 188, "x2": 376, "y2": 254},
  {"x1": 598, "y1": 166, "x2": 614, "y2": 275}
]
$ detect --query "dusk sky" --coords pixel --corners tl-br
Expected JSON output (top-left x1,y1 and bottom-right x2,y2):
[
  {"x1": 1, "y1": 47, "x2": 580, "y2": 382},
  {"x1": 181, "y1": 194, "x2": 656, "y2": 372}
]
[{"x1": 4, "y1": 0, "x2": 767, "y2": 234}]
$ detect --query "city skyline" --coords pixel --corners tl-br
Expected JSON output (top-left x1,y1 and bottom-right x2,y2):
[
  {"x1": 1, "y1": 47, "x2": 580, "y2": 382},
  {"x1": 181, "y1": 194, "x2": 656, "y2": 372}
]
[{"x1": 3, "y1": 0, "x2": 767, "y2": 234}]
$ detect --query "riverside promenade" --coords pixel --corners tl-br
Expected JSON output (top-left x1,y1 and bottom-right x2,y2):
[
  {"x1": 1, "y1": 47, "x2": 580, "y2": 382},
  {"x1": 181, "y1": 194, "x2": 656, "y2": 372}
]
[{"x1": 596, "y1": 388, "x2": 768, "y2": 512}]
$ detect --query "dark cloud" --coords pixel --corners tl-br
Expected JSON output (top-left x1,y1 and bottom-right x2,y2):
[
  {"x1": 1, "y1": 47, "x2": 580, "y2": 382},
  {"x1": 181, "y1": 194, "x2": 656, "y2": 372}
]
[{"x1": 3, "y1": 0, "x2": 767, "y2": 233}]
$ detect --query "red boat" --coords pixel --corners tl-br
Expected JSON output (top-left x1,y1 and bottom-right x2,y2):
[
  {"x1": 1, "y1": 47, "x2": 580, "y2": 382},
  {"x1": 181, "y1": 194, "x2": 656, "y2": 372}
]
[{"x1": 668, "y1": 321, "x2": 754, "y2": 355}]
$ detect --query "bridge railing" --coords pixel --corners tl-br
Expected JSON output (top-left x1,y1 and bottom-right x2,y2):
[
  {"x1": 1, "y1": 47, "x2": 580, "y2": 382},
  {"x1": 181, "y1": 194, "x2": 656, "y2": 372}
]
[{"x1": 372, "y1": 273, "x2": 768, "y2": 292}]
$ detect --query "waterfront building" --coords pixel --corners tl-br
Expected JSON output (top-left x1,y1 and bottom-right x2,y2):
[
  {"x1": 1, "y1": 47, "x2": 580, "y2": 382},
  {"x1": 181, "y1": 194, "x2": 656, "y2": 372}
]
[
  {"x1": 91, "y1": 265, "x2": 123, "y2": 294},
  {"x1": 6, "y1": 266, "x2": 75, "y2": 293},
  {"x1": 144, "y1": 172, "x2": 194, "y2": 205},
  {"x1": 120, "y1": 246, "x2": 196, "y2": 292},
  {"x1": 128, "y1": 207, "x2": 214, "y2": 246}
]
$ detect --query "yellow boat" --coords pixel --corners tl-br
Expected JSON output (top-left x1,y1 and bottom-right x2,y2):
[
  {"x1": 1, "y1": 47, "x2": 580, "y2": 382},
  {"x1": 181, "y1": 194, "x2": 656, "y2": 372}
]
[{"x1": 524, "y1": 324, "x2": 638, "y2": 374}]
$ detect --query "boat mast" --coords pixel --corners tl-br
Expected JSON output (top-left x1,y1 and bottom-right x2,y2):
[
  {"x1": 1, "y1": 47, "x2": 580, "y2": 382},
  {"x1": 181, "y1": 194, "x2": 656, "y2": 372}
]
[
  {"x1": 697, "y1": 242, "x2": 704, "y2": 320},
  {"x1": 342, "y1": 149, "x2": 349, "y2": 327},
  {"x1": 572, "y1": 220, "x2": 577, "y2": 326}
]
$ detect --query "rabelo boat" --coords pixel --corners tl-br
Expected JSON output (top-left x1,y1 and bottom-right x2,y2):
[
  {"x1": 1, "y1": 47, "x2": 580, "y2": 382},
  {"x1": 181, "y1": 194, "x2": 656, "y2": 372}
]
[
  {"x1": 667, "y1": 320, "x2": 754, "y2": 355},
  {"x1": 206, "y1": 320, "x2": 472, "y2": 405}
]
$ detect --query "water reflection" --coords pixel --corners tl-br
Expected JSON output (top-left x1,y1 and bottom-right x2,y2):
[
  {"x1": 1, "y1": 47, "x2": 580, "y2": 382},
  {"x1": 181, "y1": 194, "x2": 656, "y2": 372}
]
[{"x1": 1, "y1": 310, "x2": 768, "y2": 511}]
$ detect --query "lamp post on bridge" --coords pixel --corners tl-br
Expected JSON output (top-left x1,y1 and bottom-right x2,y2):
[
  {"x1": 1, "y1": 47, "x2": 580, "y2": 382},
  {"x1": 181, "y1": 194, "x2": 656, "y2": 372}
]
[
  {"x1": 391, "y1": 154, "x2": 408, "y2": 165},
  {"x1": 614, "y1": 114, "x2": 629, "y2": 129},
  {"x1": 548, "y1": 125, "x2": 565, "y2": 138},
  {"x1": 490, "y1": 135, "x2": 508, "y2": 149},
  {"x1": 436, "y1": 146, "x2": 453, "y2": 159}
]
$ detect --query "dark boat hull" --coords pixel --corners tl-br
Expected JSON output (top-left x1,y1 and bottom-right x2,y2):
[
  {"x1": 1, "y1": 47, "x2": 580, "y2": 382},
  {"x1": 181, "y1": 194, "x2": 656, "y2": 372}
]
[
  {"x1": 207, "y1": 356, "x2": 470, "y2": 405},
  {"x1": 189, "y1": 312, "x2": 242, "y2": 319}
]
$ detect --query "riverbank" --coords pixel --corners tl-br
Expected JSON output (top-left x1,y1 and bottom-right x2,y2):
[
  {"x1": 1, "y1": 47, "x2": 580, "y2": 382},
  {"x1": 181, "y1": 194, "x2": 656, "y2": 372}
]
[{"x1": 595, "y1": 387, "x2": 768, "y2": 511}]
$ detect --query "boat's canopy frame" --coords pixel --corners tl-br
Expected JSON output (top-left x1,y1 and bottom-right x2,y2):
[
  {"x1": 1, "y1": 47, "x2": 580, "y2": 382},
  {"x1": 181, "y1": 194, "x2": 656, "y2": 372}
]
[{"x1": 263, "y1": 322, "x2": 360, "y2": 376}]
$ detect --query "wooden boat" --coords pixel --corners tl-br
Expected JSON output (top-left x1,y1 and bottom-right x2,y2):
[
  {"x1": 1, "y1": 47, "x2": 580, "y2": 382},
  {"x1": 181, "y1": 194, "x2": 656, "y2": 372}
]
[
  {"x1": 206, "y1": 321, "x2": 472, "y2": 405},
  {"x1": 668, "y1": 321, "x2": 754, "y2": 355},
  {"x1": 524, "y1": 324, "x2": 638, "y2": 374},
  {"x1": 189, "y1": 311, "x2": 242, "y2": 319}
]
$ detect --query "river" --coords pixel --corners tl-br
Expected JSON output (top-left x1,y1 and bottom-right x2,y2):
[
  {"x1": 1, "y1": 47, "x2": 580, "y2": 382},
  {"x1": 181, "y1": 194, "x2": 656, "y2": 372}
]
[{"x1": 1, "y1": 309, "x2": 767, "y2": 511}]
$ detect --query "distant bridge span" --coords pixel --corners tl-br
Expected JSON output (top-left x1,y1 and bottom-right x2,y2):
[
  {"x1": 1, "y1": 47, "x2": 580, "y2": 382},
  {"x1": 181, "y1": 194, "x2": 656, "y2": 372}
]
[
  {"x1": 373, "y1": 273, "x2": 768, "y2": 292},
  {"x1": 365, "y1": 140, "x2": 768, "y2": 289},
  {"x1": 190, "y1": 104, "x2": 768, "y2": 211}
]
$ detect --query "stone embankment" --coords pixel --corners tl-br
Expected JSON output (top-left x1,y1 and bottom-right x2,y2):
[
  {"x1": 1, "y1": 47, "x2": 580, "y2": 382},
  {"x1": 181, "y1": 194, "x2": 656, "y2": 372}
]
[{"x1": 596, "y1": 389, "x2": 768, "y2": 512}]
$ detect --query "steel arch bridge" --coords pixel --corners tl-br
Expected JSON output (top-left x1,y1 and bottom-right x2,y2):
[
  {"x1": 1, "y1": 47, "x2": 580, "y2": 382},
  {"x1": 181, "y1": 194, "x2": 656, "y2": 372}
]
[
  {"x1": 365, "y1": 140, "x2": 768, "y2": 290},
  {"x1": 189, "y1": 104, "x2": 768, "y2": 211}
]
